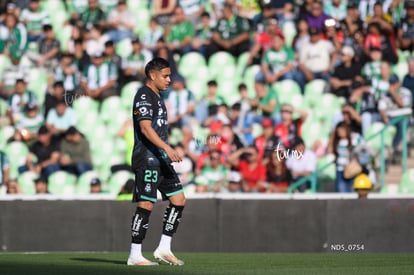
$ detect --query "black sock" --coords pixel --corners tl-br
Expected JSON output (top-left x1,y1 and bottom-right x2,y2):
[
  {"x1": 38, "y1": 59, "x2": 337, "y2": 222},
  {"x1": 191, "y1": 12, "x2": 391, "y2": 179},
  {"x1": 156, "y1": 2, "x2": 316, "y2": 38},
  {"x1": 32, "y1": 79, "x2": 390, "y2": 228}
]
[
  {"x1": 131, "y1": 207, "x2": 151, "y2": 244},
  {"x1": 162, "y1": 204, "x2": 184, "y2": 237}
]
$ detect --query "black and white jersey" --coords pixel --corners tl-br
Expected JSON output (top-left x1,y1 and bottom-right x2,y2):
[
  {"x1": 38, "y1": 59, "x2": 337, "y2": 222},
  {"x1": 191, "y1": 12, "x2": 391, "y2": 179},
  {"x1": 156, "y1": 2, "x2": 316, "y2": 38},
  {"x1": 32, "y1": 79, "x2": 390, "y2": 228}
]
[{"x1": 132, "y1": 85, "x2": 169, "y2": 167}]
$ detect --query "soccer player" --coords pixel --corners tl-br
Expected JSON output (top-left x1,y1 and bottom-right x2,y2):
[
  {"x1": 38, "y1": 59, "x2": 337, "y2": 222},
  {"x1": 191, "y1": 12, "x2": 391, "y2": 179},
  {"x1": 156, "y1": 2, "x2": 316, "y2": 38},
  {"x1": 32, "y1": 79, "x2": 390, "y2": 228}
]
[{"x1": 127, "y1": 57, "x2": 186, "y2": 266}]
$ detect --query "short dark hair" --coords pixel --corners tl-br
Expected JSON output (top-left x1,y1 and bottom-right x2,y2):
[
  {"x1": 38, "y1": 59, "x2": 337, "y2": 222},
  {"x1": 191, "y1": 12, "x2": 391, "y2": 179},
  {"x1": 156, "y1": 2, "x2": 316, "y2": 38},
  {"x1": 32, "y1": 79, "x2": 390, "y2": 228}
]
[
  {"x1": 207, "y1": 80, "x2": 218, "y2": 87},
  {"x1": 144, "y1": 57, "x2": 170, "y2": 78},
  {"x1": 238, "y1": 83, "x2": 247, "y2": 91}
]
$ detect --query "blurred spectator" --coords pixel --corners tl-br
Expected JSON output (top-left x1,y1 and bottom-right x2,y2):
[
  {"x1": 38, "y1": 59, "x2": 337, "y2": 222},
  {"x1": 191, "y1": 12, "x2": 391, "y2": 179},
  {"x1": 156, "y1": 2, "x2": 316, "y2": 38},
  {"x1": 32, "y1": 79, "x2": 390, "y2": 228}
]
[
  {"x1": 230, "y1": 102, "x2": 254, "y2": 146},
  {"x1": 46, "y1": 99, "x2": 77, "y2": 135},
  {"x1": 402, "y1": 58, "x2": 414, "y2": 112},
  {"x1": 44, "y1": 81, "x2": 68, "y2": 118},
  {"x1": 266, "y1": 150, "x2": 290, "y2": 193},
  {"x1": 274, "y1": 104, "x2": 307, "y2": 150},
  {"x1": 73, "y1": 38, "x2": 91, "y2": 72},
  {"x1": 195, "y1": 134, "x2": 224, "y2": 175},
  {"x1": 285, "y1": 137, "x2": 317, "y2": 192},
  {"x1": 195, "y1": 149, "x2": 229, "y2": 193},
  {"x1": 254, "y1": 117, "x2": 279, "y2": 162},
  {"x1": 76, "y1": 0, "x2": 107, "y2": 32},
  {"x1": 0, "y1": 13, "x2": 28, "y2": 62},
  {"x1": 121, "y1": 37, "x2": 152, "y2": 85},
  {"x1": 180, "y1": 126, "x2": 203, "y2": 163},
  {"x1": 251, "y1": 81, "x2": 279, "y2": 124},
  {"x1": 85, "y1": 24, "x2": 109, "y2": 56},
  {"x1": 361, "y1": 46, "x2": 382, "y2": 80},
  {"x1": 248, "y1": 17, "x2": 279, "y2": 66},
  {"x1": 80, "y1": 51, "x2": 118, "y2": 101},
  {"x1": 322, "y1": 18, "x2": 345, "y2": 53},
  {"x1": 60, "y1": 126, "x2": 93, "y2": 177},
  {"x1": 306, "y1": 1, "x2": 331, "y2": 32},
  {"x1": 142, "y1": 17, "x2": 164, "y2": 54},
  {"x1": 34, "y1": 176, "x2": 49, "y2": 194},
  {"x1": 0, "y1": 150, "x2": 10, "y2": 188},
  {"x1": 19, "y1": 0, "x2": 49, "y2": 42},
  {"x1": 104, "y1": 40, "x2": 122, "y2": 76},
  {"x1": 179, "y1": 0, "x2": 205, "y2": 26},
  {"x1": 165, "y1": 6, "x2": 194, "y2": 56},
  {"x1": 165, "y1": 74, "x2": 195, "y2": 128},
  {"x1": 192, "y1": 11, "x2": 212, "y2": 57},
  {"x1": 90, "y1": 177, "x2": 103, "y2": 193},
  {"x1": 256, "y1": 31, "x2": 301, "y2": 90},
  {"x1": 365, "y1": 2, "x2": 393, "y2": 26},
  {"x1": 292, "y1": 18, "x2": 310, "y2": 54},
  {"x1": 153, "y1": 37, "x2": 178, "y2": 75},
  {"x1": 6, "y1": 179, "x2": 22, "y2": 194},
  {"x1": 229, "y1": 146, "x2": 267, "y2": 193},
  {"x1": 387, "y1": 0, "x2": 405, "y2": 25},
  {"x1": 339, "y1": 2, "x2": 363, "y2": 46},
  {"x1": 252, "y1": 3, "x2": 278, "y2": 36},
  {"x1": 52, "y1": 52, "x2": 80, "y2": 99},
  {"x1": 171, "y1": 143, "x2": 194, "y2": 187},
  {"x1": 116, "y1": 178, "x2": 134, "y2": 200},
  {"x1": 7, "y1": 78, "x2": 38, "y2": 121},
  {"x1": 364, "y1": 22, "x2": 397, "y2": 64},
  {"x1": 225, "y1": 170, "x2": 242, "y2": 193},
  {"x1": 111, "y1": 119, "x2": 133, "y2": 173},
  {"x1": 0, "y1": 58, "x2": 30, "y2": 100},
  {"x1": 329, "y1": 45, "x2": 362, "y2": 98},
  {"x1": 19, "y1": 125, "x2": 61, "y2": 179},
  {"x1": 152, "y1": 0, "x2": 177, "y2": 28},
  {"x1": 328, "y1": 121, "x2": 355, "y2": 192},
  {"x1": 105, "y1": 0, "x2": 135, "y2": 42},
  {"x1": 66, "y1": 24, "x2": 84, "y2": 54},
  {"x1": 206, "y1": 3, "x2": 250, "y2": 60},
  {"x1": 397, "y1": 1, "x2": 414, "y2": 52},
  {"x1": 297, "y1": 27, "x2": 337, "y2": 84},
  {"x1": 323, "y1": 0, "x2": 347, "y2": 21},
  {"x1": 195, "y1": 80, "x2": 226, "y2": 124},
  {"x1": 217, "y1": 123, "x2": 244, "y2": 158},
  {"x1": 297, "y1": 0, "x2": 314, "y2": 20},
  {"x1": 26, "y1": 24, "x2": 60, "y2": 71},
  {"x1": 14, "y1": 102, "x2": 44, "y2": 143}
]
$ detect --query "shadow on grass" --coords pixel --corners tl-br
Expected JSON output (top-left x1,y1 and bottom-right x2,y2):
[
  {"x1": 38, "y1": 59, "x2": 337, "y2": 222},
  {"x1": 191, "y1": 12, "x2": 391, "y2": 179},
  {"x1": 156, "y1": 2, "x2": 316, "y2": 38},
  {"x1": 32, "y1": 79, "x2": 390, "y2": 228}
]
[{"x1": 70, "y1": 257, "x2": 125, "y2": 265}]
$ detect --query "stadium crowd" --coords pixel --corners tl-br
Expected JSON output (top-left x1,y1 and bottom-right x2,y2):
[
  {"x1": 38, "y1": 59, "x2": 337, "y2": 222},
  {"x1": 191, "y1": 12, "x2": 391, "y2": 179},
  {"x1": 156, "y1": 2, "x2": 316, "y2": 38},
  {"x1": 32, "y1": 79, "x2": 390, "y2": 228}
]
[{"x1": 0, "y1": 0, "x2": 413, "y2": 196}]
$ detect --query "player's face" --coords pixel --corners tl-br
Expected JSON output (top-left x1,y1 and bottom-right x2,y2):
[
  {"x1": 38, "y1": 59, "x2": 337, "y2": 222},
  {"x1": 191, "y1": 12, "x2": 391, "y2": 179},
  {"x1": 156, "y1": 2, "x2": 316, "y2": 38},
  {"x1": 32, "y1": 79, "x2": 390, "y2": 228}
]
[{"x1": 154, "y1": 68, "x2": 171, "y2": 91}]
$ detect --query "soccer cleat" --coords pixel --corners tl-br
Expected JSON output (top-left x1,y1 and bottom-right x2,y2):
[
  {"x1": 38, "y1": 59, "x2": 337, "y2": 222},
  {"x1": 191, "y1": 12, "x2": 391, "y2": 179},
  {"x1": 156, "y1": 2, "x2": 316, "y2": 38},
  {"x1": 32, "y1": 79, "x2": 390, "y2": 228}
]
[
  {"x1": 127, "y1": 256, "x2": 159, "y2": 266},
  {"x1": 153, "y1": 248, "x2": 184, "y2": 266}
]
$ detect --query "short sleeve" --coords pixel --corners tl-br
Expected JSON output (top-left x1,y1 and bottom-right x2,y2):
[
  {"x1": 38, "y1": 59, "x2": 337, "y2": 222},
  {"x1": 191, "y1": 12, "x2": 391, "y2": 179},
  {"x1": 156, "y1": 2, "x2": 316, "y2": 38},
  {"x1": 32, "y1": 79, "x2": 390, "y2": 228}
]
[{"x1": 133, "y1": 88, "x2": 154, "y2": 121}]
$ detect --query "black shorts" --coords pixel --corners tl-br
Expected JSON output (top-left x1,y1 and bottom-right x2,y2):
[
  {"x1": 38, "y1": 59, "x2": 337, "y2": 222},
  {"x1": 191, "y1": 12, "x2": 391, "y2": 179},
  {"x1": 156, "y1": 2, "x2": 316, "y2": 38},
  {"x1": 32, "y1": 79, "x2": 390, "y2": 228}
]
[{"x1": 132, "y1": 164, "x2": 183, "y2": 203}]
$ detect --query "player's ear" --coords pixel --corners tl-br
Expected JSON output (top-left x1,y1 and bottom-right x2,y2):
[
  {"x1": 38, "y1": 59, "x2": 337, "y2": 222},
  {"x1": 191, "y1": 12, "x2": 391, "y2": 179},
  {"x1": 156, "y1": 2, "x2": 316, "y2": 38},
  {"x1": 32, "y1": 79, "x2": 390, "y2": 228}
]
[{"x1": 148, "y1": 70, "x2": 156, "y2": 81}]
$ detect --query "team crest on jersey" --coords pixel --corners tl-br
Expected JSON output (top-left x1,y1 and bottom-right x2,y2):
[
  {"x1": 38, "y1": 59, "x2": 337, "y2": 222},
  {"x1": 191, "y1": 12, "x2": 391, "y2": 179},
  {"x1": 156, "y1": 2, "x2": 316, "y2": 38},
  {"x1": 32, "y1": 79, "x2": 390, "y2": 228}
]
[{"x1": 144, "y1": 183, "x2": 151, "y2": 193}]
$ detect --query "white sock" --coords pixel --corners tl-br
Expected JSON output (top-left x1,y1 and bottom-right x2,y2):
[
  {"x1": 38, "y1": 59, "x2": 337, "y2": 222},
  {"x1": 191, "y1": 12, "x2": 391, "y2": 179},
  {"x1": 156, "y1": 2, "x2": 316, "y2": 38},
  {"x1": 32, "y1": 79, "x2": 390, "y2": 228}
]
[
  {"x1": 157, "y1": 235, "x2": 172, "y2": 251},
  {"x1": 129, "y1": 243, "x2": 142, "y2": 259}
]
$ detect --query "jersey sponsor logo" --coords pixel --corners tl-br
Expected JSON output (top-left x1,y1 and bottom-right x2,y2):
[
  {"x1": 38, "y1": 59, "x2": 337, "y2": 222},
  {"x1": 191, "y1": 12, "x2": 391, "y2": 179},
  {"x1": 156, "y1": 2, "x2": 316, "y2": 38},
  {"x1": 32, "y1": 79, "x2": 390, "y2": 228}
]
[
  {"x1": 144, "y1": 183, "x2": 151, "y2": 193},
  {"x1": 139, "y1": 106, "x2": 149, "y2": 116},
  {"x1": 135, "y1": 101, "x2": 152, "y2": 107},
  {"x1": 157, "y1": 118, "x2": 167, "y2": 127},
  {"x1": 141, "y1": 94, "x2": 146, "y2": 100}
]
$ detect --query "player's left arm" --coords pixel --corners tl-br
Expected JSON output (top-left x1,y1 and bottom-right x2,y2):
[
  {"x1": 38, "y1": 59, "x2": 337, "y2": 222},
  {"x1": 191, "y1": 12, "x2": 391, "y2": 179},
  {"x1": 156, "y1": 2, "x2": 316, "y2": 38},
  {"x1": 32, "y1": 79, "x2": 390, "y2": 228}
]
[{"x1": 139, "y1": 120, "x2": 182, "y2": 162}]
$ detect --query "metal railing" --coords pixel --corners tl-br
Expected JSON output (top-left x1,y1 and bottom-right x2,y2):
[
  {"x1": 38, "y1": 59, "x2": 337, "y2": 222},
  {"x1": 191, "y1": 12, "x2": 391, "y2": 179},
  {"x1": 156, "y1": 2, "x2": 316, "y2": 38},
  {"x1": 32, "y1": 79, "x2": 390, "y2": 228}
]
[{"x1": 287, "y1": 109, "x2": 411, "y2": 193}]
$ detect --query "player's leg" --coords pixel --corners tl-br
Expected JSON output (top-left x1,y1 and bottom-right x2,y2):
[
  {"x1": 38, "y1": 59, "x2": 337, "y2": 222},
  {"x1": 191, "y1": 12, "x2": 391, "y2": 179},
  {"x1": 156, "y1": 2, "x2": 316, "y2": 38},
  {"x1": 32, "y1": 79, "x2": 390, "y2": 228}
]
[
  {"x1": 127, "y1": 166, "x2": 160, "y2": 266},
  {"x1": 154, "y1": 165, "x2": 186, "y2": 266}
]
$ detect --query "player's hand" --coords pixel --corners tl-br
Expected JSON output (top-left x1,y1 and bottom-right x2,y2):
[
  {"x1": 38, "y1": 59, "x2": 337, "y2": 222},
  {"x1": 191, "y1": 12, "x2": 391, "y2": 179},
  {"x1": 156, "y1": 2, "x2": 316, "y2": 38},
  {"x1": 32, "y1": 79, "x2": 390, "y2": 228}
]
[{"x1": 165, "y1": 147, "x2": 182, "y2": 162}]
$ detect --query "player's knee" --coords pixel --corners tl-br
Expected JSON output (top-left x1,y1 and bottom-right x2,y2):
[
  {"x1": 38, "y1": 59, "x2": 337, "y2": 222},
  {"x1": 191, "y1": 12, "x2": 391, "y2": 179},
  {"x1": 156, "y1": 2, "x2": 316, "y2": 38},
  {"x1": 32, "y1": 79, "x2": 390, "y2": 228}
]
[
  {"x1": 169, "y1": 193, "x2": 186, "y2": 206},
  {"x1": 137, "y1": 200, "x2": 154, "y2": 211}
]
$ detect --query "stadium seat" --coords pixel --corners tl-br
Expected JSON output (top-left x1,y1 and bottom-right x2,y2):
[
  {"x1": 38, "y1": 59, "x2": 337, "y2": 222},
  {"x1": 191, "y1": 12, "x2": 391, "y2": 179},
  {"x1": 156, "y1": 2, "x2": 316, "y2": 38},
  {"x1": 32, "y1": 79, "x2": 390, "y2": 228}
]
[
  {"x1": 364, "y1": 122, "x2": 396, "y2": 152},
  {"x1": 208, "y1": 51, "x2": 236, "y2": 80},
  {"x1": 72, "y1": 96, "x2": 100, "y2": 117},
  {"x1": 0, "y1": 124, "x2": 14, "y2": 148},
  {"x1": 393, "y1": 61, "x2": 408, "y2": 82},
  {"x1": 75, "y1": 170, "x2": 99, "y2": 195},
  {"x1": 48, "y1": 171, "x2": 77, "y2": 195},
  {"x1": 236, "y1": 52, "x2": 250, "y2": 76},
  {"x1": 27, "y1": 68, "x2": 48, "y2": 105},
  {"x1": 398, "y1": 169, "x2": 414, "y2": 194},
  {"x1": 301, "y1": 118, "x2": 329, "y2": 149},
  {"x1": 106, "y1": 110, "x2": 129, "y2": 136},
  {"x1": 304, "y1": 79, "x2": 327, "y2": 108},
  {"x1": 217, "y1": 79, "x2": 239, "y2": 105},
  {"x1": 4, "y1": 141, "x2": 29, "y2": 178},
  {"x1": 312, "y1": 93, "x2": 342, "y2": 121},
  {"x1": 134, "y1": 9, "x2": 150, "y2": 37},
  {"x1": 273, "y1": 80, "x2": 302, "y2": 107},
  {"x1": 120, "y1": 81, "x2": 143, "y2": 110},
  {"x1": 282, "y1": 21, "x2": 297, "y2": 48},
  {"x1": 116, "y1": 38, "x2": 133, "y2": 58},
  {"x1": 108, "y1": 170, "x2": 134, "y2": 195},
  {"x1": 178, "y1": 52, "x2": 207, "y2": 78},
  {"x1": 0, "y1": 54, "x2": 11, "y2": 75},
  {"x1": 76, "y1": 109, "x2": 101, "y2": 137},
  {"x1": 186, "y1": 77, "x2": 208, "y2": 101},
  {"x1": 243, "y1": 65, "x2": 261, "y2": 98},
  {"x1": 17, "y1": 171, "x2": 38, "y2": 195},
  {"x1": 100, "y1": 96, "x2": 123, "y2": 123}
]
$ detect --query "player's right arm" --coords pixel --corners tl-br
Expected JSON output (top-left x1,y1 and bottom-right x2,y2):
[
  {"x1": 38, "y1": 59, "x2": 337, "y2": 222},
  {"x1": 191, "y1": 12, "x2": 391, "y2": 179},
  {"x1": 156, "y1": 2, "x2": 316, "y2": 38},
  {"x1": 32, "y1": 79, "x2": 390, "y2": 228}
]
[{"x1": 139, "y1": 120, "x2": 182, "y2": 162}]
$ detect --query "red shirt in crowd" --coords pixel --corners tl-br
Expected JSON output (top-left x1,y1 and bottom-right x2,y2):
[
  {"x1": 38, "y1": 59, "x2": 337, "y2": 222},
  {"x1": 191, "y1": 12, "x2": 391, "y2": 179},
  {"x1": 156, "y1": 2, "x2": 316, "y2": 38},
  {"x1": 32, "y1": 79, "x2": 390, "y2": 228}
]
[{"x1": 238, "y1": 160, "x2": 267, "y2": 191}]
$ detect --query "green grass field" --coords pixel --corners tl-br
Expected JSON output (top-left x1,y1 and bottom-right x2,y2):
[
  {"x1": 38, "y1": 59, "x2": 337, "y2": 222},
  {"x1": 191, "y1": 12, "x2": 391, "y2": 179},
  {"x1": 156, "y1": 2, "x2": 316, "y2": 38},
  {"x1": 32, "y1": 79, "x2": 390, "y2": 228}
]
[{"x1": 1, "y1": 252, "x2": 414, "y2": 275}]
